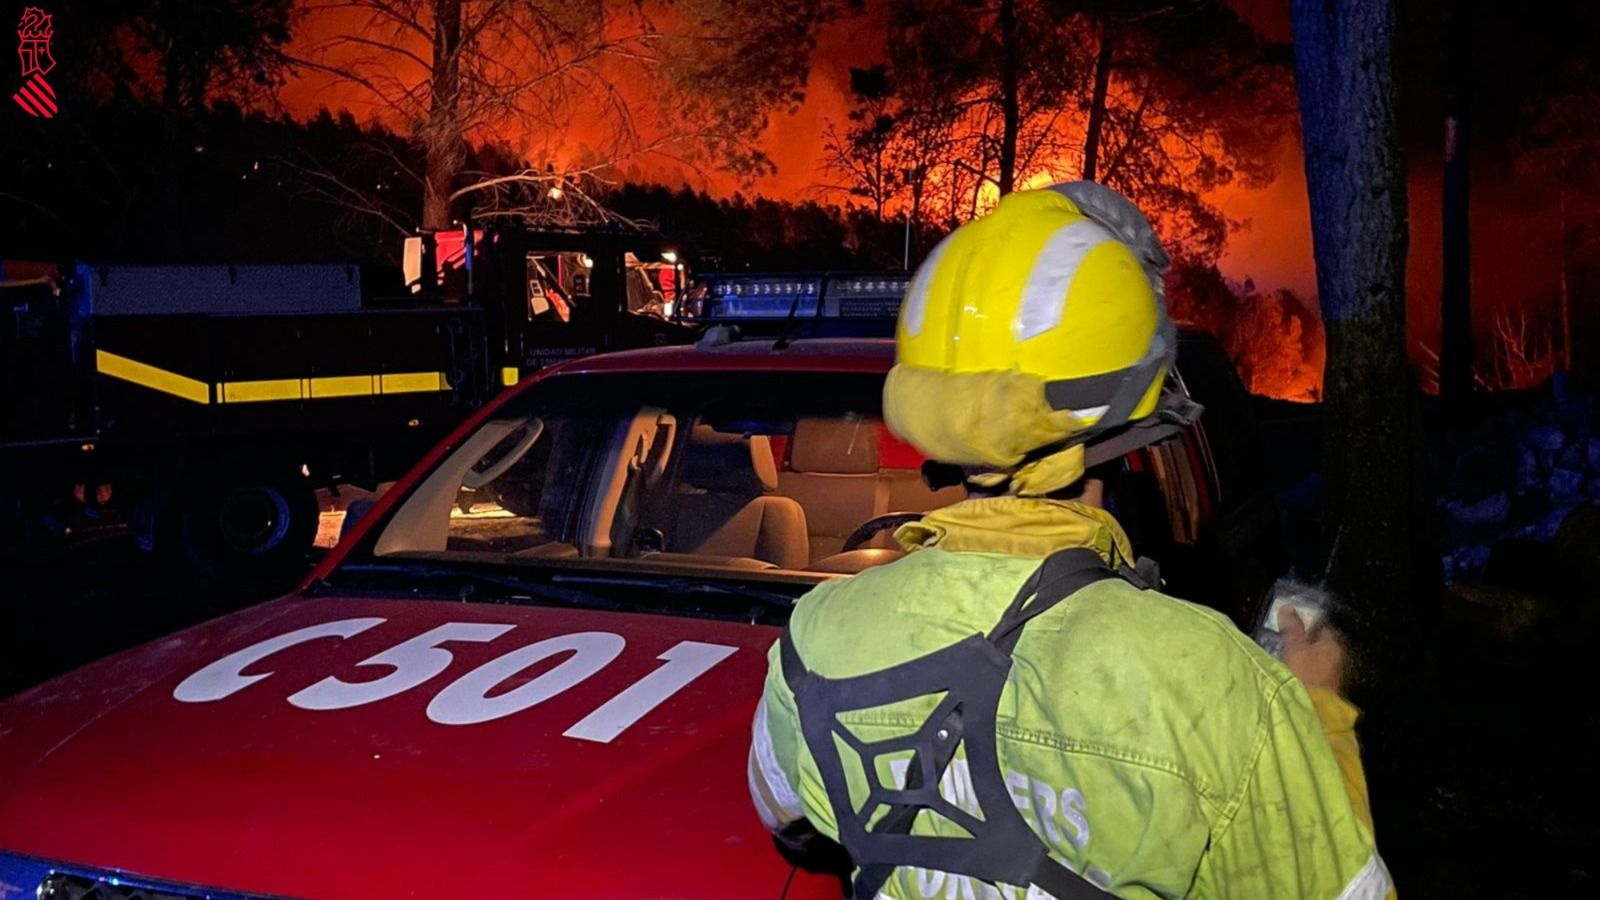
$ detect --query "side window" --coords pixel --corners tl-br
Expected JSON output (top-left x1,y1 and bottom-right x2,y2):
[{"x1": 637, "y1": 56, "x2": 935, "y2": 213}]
[
  {"x1": 526, "y1": 252, "x2": 592, "y2": 323},
  {"x1": 1143, "y1": 437, "x2": 1204, "y2": 545},
  {"x1": 623, "y1": 253, "x2": 668, "y2": 318},
  {"x1": 1175, "y1": 336, "x2": 1266, "y2": 509},
  {"x1": 444, "y1": 416, "x2": 590, "y2": 555}
]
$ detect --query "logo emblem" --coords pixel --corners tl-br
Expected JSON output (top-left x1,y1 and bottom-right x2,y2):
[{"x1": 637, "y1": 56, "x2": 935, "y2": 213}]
[{"x1": 13, "y1": 6, "x2": 55, "y2": 118}]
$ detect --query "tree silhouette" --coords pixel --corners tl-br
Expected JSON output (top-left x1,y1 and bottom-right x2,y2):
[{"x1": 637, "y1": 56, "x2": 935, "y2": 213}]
[
  {"x1": 298, "y1": 0, "x2": 835, "y2": 229},
  {"x1": 53, "y1": 0, "x2": 295, "y2": 112},
  {"x1": 819, "y1": 0, "x2": 1290, "y2": 261},
  {"x1": 1515, "y1": 61, "x2": 1600, "y2": 372}
]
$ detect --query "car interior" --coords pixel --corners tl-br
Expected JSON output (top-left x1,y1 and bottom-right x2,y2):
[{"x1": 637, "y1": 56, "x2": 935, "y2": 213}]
[
  {"x1": 368, "y1": 371, "x2": 1197, "y2": 581},
  {"x1": 372, "y1": 400, "x2": 969, "y2": 575}
]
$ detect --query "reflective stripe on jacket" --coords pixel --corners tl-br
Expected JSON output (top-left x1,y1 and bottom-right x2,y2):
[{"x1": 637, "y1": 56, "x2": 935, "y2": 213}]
[{"x1": 751, "y1": 497, "x2": 1391, "y2": 899}]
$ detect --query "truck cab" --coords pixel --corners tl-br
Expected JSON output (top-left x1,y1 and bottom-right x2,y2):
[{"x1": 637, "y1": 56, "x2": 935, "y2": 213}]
[
  {"x1": 0, "y1": 229, "x2": 697, "y2": 584},
  {"x1": 402, "y1": 225, "x2": 694, "y2": 376}
]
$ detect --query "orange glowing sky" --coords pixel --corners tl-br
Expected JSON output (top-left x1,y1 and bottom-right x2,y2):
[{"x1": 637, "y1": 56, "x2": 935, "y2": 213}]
[
  {"x1": 278, "y1": 0, "x2": 1566, "y2": 353},
  {"x1": 279, "y1": 4, "x2": 1317, "y2": 290}
]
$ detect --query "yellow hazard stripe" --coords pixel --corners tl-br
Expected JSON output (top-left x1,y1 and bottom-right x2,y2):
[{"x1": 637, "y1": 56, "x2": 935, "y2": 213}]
[
  {"x1": 96, "y1": 350, "x2": 211, "y2": 404},
  {"x1": 220, "y1": 372, "x2": 453, "y2": 403},
  {"x1": 311, "y1": 374, "x2": 378, "y2": 399},
  {"x1": 501, "y1": 367, "x2": 520, "y2": 387},
  {"x1": 98, "y1": 350, "x2": 453, "y2": 404},
  {"x1": 221, "y1": 378, "x2": 305, "y2": 403},
  {"x1": 380, "y1": 372, "x2": 452, "y2": 394}
]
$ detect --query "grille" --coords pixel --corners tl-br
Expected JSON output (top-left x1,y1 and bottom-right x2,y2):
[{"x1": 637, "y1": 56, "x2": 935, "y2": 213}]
[{"x1": 37, "y1": 872, "x2": 206, "y2": 900}]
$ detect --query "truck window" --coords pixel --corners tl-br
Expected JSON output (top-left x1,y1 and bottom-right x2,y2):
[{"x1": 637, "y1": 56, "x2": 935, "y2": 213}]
[
  {"x1": 623, "y1": 253, "x2": 671, "y2": 318},
  {"x1": 526, "y1": 252, "x2": 592, "y2": 323}
]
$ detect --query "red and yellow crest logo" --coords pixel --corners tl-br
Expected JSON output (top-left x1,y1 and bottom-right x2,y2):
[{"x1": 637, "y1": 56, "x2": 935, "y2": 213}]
[{"x1": 13, "y1": 6, "x2": 57, "y2": 117}]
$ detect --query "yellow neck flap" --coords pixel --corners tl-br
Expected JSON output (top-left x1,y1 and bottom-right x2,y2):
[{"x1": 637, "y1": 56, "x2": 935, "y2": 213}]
[{"x1": 894, "y1": 496, "x2": 1134, "y2": 566}]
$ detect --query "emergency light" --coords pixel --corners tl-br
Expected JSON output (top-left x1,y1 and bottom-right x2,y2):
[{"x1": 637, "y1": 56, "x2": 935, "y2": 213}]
[{"x1": 688, "y1": 273, "x2": 910, "y2": 321}]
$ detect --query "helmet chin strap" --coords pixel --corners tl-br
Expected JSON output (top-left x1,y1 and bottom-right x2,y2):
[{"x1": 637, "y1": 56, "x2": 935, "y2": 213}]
[
  {"x1": 1082, "y1": 390, "x2": 1204, "y2": 468},
  {"x1": 980, "y1": 386, "x2": 1201, "y2": 497}
]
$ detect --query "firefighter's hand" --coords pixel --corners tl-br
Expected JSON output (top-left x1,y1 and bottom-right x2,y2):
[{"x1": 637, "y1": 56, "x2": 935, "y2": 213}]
[{"x1": 1280, "y1": 606, "x2": 1346, "y2": 693}]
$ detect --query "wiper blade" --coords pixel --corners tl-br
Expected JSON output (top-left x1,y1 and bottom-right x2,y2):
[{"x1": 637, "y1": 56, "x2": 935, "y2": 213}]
[
  {"x1": 324, "y1": 560, "x2": 801, "y2": 615},
  {"x1": 327, "y1": 561, "x2": 628, "y2": 611},
  {"x1": 547, "y1": 571, "x2": 799, "y2": 611}
]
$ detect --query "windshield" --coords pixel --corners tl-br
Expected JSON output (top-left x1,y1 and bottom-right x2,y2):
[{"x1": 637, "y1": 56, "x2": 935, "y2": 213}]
[{"x1": 348, "y1": 370, "x2": 966, "y2": 588}]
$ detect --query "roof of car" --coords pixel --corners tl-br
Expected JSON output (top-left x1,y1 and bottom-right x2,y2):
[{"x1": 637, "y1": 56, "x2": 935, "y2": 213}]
[
  {"x1": 542, "y1": 328, "x2": 1218, "y2": 382},
  {"x1": 539, "y1": 327, "x2": 1226, "y2": 385},
  {"x1": 546, "y1": 337, "x2": 897, "y2": 378}
]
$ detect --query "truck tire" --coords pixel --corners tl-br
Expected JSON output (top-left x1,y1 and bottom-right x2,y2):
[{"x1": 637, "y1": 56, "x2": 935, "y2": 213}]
[{"x1": 158, "y1": 462, "x2": 319, "y2": 588}]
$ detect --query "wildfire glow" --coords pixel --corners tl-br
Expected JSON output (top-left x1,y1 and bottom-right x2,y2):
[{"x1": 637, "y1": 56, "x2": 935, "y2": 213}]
[{"x1": 272, "y1": 1, "x2": 1568, "y2": 402}]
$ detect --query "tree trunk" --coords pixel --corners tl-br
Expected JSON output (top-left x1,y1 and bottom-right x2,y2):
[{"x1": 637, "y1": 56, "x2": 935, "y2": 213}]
[
  {"x1": 1293, "y1": 0, "x2": 1432, "y2": 856},
  {"x1": 422, "y1": 0, "x2": 465, "y2": 230},
  {"x1": 997, "y1": 0, "x2": 1020, "y2": 195},
  {"x1": 910, "y1": 176, "x2": 924, "y2": 263},
  {"x1": 1082, "y1": 26, "x2": 1117, "y2": 183},
  {"x1": 1559, "y1": 175, "x2": 1573, "y2": 369},
  {"x1": 1439, "y1": 4, "x2": 1473, "y2": 410},
  {"x1": 1292, "y1": 0, "x2": 1430, "y2": 657},
  {"x1": 161, "y1": 48, "x2": 183, "y2": 113}
]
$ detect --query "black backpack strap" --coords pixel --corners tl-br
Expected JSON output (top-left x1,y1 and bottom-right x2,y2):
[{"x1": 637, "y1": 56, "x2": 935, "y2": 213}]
[
  {"x1": 780, "y1": 547, "x2": 1138, "y2": 899},
  {"x1": 987, "y1": 547, "x2": 1116, "y2": 654}
]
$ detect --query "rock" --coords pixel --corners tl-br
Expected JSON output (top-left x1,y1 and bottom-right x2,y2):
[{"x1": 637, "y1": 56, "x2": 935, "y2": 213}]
[
  {"x1": 1536, "y1": 448, "x2": 1559, "y2": 475},
  {"x1": 1554, "y1": 504, "x2": 1600, "y2": 591},
  {"x1": 1519, "y1": 447, "x2": 1542, "y2": 484},
  {"x1": 1444, "y1": 583, "x2": 1553, "y2": 642},
  {"x1": 1454, "y1": 444, "x2": 1517, "y2": 500},
  {"x1": 1532, "y1": 502, "x2": 1580, "y2": 543},
  {"x1": 1450, "y1": 491, "x2": 1510, "y2": 528},
  {"x1": 1550, "y1": 468, "x2": 1586, "y2": 501},
  {"x1": 1443, "y1": 491, "x2": 1512, "y2": 547},
  {"x1": 1559, "y1": 442, "x2": 1588, "y2": 471},
  {"x1": 1527, "y1": 425, "x2": 1566, "y2": 452},
  {"x1": 1483, "y1": 538, "x2": 1564, "y2": 594},
  {"x1": 1446, "y1": 544, "x2": 1492, "y2": 580},
  {"x1": 1552, "y1": 372, "x2": 1596, "y2": 425}
]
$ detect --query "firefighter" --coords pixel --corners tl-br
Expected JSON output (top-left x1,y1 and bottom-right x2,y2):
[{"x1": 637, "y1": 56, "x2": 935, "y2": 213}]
[{"x1": 748, "y1": 182, "x2": 1392, "y2": 899}]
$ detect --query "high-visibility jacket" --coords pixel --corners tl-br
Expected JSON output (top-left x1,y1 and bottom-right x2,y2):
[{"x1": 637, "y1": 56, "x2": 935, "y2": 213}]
[{"x1": 749, "y1": 497, "x2": 1392, "y2": 899}]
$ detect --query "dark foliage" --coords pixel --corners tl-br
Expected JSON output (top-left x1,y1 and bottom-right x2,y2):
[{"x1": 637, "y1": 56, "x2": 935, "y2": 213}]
[
  {"x1": 1, "y1": 101, "x2": 413, "y2": 263},
  {"x1": 0, "y1": 101, "x2": 917, "y2": 270}
]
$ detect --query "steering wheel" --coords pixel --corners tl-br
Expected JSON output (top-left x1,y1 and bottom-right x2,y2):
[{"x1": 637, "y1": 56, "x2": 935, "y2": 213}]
[{"x1": 841, "y1": 512, "x2": 925, "y2": 552}]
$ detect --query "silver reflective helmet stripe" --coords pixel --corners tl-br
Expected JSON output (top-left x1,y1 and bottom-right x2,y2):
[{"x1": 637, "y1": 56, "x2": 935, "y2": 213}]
[
  {"x1": 1013, "y1": 219, "x2": 1117, "y2": 342},
  {"x1": 900, "y1": 233, "x2": 955, "y2": 338}
]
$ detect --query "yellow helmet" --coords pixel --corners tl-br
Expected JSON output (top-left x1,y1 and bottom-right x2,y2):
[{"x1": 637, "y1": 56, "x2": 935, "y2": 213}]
[{"x1": 884, "y1": 182, "x2": 1192, "y2": 496}]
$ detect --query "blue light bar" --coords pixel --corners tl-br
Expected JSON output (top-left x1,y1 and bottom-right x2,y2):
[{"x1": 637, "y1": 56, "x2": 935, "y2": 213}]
[
  {"x1": 821, "y1": 275, "x2": 911, "y2": 319},
  {"x1": 690, "y1": 272, "x2": 909, "y2": 321}
]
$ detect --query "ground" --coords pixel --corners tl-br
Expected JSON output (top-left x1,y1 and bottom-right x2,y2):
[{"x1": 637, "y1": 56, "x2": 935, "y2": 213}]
[
  {"x1": 1, "y1": 520, "x2": 1596, "y2": 897},
  {"x1": 1374, "y1": 579, "x2": 1600, "y2": 896}
]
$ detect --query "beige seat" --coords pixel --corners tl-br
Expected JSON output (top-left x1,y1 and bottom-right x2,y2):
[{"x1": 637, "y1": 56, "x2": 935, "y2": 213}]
[
  {"x1": 669, "y1": 427, "x2": 809, "y2": 569},
  {"x1": 881, "y1": 468, "x2": 966, "y2": 516},
  {"x1": 779, "y1": 418, "x2": 969, "y2": 560},
  {"x1": 779, "y1": 417, "x2": 884, "y2": 560}
]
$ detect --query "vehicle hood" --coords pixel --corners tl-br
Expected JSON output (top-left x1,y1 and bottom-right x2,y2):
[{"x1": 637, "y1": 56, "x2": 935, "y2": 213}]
[{"x1": 0, "y1": 595, "x2": 830, "y2": 899}]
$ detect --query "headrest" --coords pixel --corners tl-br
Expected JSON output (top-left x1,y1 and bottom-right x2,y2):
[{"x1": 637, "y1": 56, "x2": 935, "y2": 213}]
[
  {"x1": 789, "y1": 417, "x2": 880, "y2": 475},
  {"x1": 683, "y1": 425, "x2": 778, "y2": 492}
]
